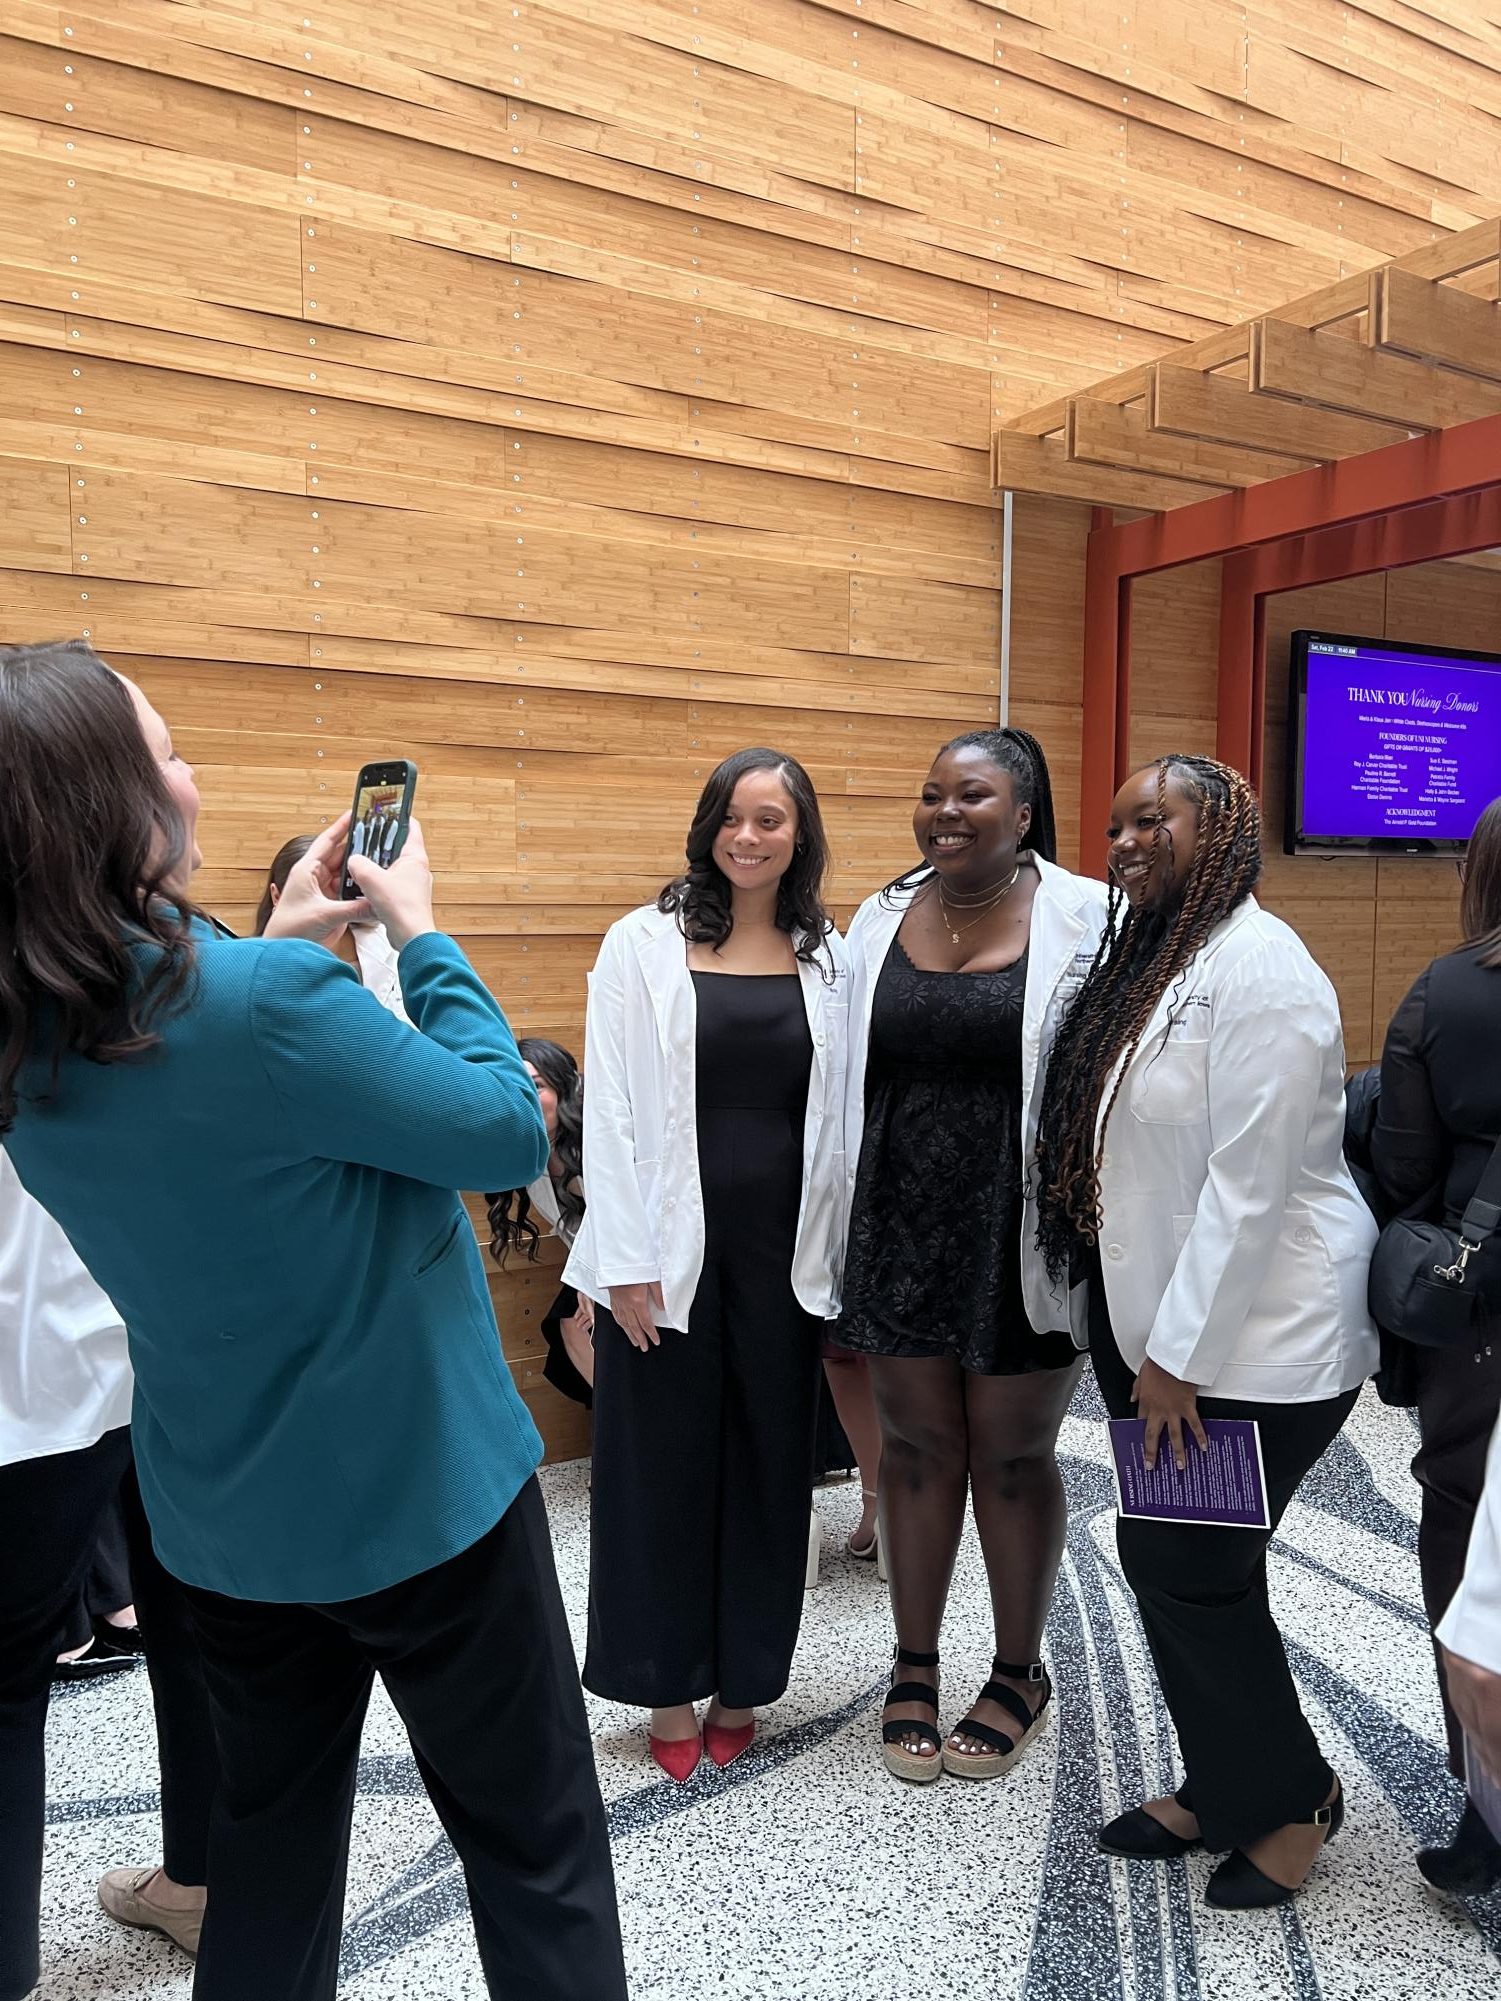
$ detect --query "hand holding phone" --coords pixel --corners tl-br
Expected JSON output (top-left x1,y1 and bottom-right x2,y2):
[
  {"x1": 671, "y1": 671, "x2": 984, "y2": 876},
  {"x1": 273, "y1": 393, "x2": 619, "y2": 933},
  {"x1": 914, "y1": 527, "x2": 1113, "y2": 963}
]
[
  {"x1": 262, "y1": 811, "x2": 374, "y2": 946},
  {"x1": 346, "y1": 815, "x2": 436, "y2": 952}
]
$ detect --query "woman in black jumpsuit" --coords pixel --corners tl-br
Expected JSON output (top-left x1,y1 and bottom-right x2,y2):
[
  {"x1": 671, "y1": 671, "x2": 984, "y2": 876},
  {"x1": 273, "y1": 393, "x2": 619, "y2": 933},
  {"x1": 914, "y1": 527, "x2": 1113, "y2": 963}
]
[{"x1": 570, "y1": 749, "x2": 849, "y2": 1782}]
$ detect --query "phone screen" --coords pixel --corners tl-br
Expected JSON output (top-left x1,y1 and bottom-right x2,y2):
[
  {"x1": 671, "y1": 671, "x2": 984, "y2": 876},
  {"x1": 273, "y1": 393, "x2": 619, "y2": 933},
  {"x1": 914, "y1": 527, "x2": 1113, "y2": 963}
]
[{"x1": 342, "y1": 762, "x2": 417, "y2": 899}]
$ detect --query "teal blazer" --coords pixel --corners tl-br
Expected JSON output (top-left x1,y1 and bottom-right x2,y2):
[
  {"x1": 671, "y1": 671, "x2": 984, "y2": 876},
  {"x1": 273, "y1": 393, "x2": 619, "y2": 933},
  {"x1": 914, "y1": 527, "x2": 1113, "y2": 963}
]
[{"x1": 6, "y1": 925, "x2": 549, "y2": 1603}]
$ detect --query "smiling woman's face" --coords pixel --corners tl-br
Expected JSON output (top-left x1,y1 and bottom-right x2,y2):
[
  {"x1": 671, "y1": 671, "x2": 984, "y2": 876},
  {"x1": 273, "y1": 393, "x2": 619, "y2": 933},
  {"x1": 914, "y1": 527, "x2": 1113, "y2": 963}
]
[
  {"x1": 912, "y1": 744, "x2": 1030, "y2": 891},
  {"x1": 1107, "y1": 764, "x2": 1202, "y2": 910},
  {"x1": 711, "y1": 766, "x2": 799, "y2": 891}
]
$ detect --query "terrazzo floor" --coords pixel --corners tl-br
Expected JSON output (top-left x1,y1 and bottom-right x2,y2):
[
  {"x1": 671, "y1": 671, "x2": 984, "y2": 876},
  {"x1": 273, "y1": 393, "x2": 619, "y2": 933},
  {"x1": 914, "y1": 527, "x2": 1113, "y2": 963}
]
[{"x1": 36, "y1": 1377, "x2": 1501, "y2": 2000}]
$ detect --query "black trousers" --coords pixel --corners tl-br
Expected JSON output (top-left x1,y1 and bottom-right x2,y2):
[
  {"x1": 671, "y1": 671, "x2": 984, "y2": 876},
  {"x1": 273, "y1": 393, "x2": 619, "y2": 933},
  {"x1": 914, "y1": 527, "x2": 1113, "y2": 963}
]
[
  {"x1": 180, "y1": 1478, "x2": 625, "y2": 2001},
  {"x1": 584, "y1": 1218, "x2": 821, "y2": 1709},
  {"x1": 0, "y1": 1430, "x2": 214, "y2": 2001},
  {"x1": 1090, "y1": 1300, "x2": 1358, "y2": 1854},
  {"x1": 1410, "y1": 1328, "x2": 1501, "y2": 1777},
  {"x1": 66, "y1": 1486, "x2": 132, "y2": 1649}
]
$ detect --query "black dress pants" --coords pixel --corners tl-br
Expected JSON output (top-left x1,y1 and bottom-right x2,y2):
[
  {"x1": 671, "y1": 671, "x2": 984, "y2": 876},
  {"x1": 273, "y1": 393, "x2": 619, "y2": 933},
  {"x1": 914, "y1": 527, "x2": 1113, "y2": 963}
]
[
  {"x1": 179, "y1": 1478, "x2": 625, "y2": 2001},
  {"x1": 1090, "y1": 1301, "x2": 1358, "y2": 1854},
  {"x1": 0, "y1": 1431, "x2": 217, "y2": 2001},
  {"x1": 1410, "y1": 1327, "x2": 1501, "y2": 1777},
  {"x1": 0, "y1": 1428, "x2": 132, "y2": 2001},
  {"x1": 584, "y1": 1103, "x2": 822, "y2": 1713},
  {"x1": 120, "y1": 1463, "x2": 217, "y2": 1886}
]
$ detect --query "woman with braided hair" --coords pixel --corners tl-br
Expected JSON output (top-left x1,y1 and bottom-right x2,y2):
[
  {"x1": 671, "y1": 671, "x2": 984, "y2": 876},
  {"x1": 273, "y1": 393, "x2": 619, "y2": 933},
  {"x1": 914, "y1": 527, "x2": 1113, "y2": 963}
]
[
  {"x1": 1034, "y1": 753, "x2": 1377, "y2": 1910},
  {"x1": 832, "y1": 727, "x2": 1108, "y2": 1783}
]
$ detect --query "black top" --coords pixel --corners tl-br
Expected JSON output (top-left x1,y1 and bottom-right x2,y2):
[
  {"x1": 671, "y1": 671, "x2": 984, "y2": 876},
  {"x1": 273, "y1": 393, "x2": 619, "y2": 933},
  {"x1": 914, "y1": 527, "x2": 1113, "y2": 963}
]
[
  {"x1": 690, "y1": 971, "x2": 811, "y2": 1113},
  {"x1": 834, "y1": 937, "x2": 1076, "y2": 1376},
  {"x1": 1374, "y1": 941, "x2": 1501, "y2": 1227}
]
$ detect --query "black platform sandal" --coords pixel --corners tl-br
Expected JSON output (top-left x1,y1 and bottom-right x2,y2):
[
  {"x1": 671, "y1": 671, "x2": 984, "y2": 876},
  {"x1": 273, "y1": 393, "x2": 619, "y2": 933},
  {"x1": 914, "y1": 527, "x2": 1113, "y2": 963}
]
[
  {"x1": 881, "y1": 1646, "x2": 942, "y2": 1784},
  {"x1": 1204, "y1": 1780, "x2": 1344, "y2": 1908},
  {"x1": 941, "y1": 1655, "x2": 1051, "y2": 1780},
  {"x1": 1099, "y1": 1784, "x2": 1202, "y2": 1859}
]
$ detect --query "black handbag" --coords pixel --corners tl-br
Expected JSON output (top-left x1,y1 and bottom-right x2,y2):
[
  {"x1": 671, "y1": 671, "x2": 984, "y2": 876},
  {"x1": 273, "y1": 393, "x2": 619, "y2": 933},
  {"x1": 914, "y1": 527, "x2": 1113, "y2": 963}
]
[{"x1": 1368, "y1": 1133, "x2": 1501, "y2": 1349}]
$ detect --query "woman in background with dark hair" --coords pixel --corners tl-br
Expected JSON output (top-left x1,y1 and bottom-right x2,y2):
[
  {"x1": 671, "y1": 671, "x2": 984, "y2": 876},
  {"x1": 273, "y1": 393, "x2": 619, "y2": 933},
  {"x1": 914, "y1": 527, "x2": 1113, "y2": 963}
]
[
  {"x1": 488, "y1": 1037, "x2": 594, "y2": 1405},
  {"x1": 1374, "y1": 794, "x2": 1501, "y2": 1895},
  {"x1": 566, "y1": 748, "x2": 849, "y2": 1779},
  {"x1": 1035, "y1": 754, "x2": 1375, "y2": 1909},
  {"x1": 256, "y1": 834, "x2": 408, "y2": 1022},
  {"x1": 833, "y1": 728, "x2": 1106, "y2": 1783}
]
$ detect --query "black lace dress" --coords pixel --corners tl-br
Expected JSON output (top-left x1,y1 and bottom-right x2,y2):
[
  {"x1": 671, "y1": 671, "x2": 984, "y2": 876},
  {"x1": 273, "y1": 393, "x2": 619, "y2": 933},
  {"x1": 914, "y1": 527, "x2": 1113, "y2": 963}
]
[{"x1": 834, "y1": 936, "x2": 1079, "y2": 1376}]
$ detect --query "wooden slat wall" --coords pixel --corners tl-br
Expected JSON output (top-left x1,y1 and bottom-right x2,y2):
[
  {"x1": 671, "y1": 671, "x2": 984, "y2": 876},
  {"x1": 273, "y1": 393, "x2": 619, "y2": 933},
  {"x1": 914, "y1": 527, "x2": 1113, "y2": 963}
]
[{"x1": 2, "y1": 3, "x2": 1498, "y2": 1455}]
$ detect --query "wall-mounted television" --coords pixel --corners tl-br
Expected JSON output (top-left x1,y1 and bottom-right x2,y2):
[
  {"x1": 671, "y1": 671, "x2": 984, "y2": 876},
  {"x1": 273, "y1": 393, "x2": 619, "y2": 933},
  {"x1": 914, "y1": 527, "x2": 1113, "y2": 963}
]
[{"x1": 1285, "y1": 629, "x2": 1501, "y2": 857}]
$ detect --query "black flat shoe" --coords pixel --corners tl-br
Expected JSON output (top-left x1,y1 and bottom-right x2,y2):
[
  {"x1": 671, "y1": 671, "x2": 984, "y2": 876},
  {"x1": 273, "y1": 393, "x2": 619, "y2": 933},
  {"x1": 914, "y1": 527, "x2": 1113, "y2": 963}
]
[
  {"x1": 92, "y1": 1619, "x2": 146, "y2": 1661},
  {"x1": 1099, "y1": 1785, "x2": 1201, "y2": 1859},
  {"x1": 52, "y1": 1638, "x2": 137, "y2": 1684},
  {"x1": 1416, "y1": 1801, "x2": 1501, "y2": 1896},
  {"x1": 1205, "y1": 1781, "x2": 1344, "y2": 1909}
]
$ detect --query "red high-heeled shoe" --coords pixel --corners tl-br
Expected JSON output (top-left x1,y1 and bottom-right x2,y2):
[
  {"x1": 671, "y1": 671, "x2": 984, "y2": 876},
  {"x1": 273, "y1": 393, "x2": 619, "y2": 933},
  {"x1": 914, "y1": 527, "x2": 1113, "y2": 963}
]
[
  {"x1": 703, "y1": 1717, "x2": 755, "y2": 1768},
  {"x1": 649, "y1": 1731, "x2": 702, "y2": 1783}
]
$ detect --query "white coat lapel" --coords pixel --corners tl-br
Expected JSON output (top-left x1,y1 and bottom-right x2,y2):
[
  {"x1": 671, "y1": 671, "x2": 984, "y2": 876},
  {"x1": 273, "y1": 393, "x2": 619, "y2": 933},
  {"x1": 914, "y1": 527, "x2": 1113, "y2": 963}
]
[{"x1": 637, "y1": 912, "x2": 695, "y2": 1059}]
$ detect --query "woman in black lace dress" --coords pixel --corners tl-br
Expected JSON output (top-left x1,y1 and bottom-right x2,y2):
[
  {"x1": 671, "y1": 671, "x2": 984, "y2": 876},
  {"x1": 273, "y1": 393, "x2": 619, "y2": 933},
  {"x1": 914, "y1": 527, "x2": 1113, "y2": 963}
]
[{"x1": 832, "y1": 729, "x2": 1107, "y2": 1781}]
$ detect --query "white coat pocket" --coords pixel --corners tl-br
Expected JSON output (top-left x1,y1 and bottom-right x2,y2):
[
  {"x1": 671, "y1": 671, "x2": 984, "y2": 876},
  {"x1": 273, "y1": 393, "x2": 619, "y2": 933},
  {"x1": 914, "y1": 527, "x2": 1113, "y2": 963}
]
[{"x1": 1129, "y1": 1027, "x2": 1210, "y2": 1127}]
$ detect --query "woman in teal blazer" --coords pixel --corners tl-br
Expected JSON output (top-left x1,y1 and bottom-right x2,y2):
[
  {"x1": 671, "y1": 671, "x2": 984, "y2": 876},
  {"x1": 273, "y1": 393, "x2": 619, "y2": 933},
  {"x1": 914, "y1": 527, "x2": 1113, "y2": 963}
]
[{"x1": 0, "y1": 641, "x2": 625, "y2": 2001}]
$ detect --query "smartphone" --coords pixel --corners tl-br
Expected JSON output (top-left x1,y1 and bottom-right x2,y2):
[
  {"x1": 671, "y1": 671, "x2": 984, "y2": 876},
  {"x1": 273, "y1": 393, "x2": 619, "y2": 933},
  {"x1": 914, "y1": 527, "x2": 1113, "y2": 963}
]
[{"x1": 341, "y1": 759, "x2": 418, "y2": 900}]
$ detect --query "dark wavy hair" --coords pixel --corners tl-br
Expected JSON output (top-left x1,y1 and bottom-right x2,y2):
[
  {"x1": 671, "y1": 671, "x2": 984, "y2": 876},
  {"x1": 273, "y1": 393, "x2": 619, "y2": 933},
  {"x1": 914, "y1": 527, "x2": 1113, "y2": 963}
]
[
  {"x1": 1033, "y1": 754, "x2": 1264, "y2": 1283},
  {"x1": 657, "y1": 747, "x2": 833, "y2": 967},
  {"x1": 1461, "y1": 795, "x2": 1501, "y2": 971},
  {"x1": 486, "y1": 1037, "x2": 584, "y2": 1266},
  {"x1": 884, "y1": 725, "x2": 1059, "y2": 899},
  {"x1": 0, "y1": 639, "x2": 200, "y2": 1134},
  {"x1": 254, "y1": 834, "x2": 315, "y2": 936}
]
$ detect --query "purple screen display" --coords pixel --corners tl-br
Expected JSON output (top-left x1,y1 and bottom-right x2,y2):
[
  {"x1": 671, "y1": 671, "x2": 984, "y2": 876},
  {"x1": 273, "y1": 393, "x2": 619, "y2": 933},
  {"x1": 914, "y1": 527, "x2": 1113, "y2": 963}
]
[{"x1": 1300, "y1": 639, "x2": 1501, "y2": 843}]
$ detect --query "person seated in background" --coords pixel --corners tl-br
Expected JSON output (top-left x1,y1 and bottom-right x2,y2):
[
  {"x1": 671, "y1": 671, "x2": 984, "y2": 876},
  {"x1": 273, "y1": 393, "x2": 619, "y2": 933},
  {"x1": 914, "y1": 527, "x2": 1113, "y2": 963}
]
[
  {"x1": 1373, "y1": 794, "x2": 1501, "y2": 1895},
  {"x1": 487, "y1": 1037, "x2": 595, "y2": 1406},
  {"x1": 0, "y1": 639, "x2": 626, "y2": 2001},
  {"x1": 256, "y1": 833, "x2": 409, "y2": 1022}
]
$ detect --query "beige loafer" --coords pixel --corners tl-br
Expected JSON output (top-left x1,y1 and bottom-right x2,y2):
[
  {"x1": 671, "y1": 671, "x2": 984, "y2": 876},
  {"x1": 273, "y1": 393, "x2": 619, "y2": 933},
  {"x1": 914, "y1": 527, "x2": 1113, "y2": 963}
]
[{"x1": 98, "y1": 1866, "x2": 205, "y2": 1958}]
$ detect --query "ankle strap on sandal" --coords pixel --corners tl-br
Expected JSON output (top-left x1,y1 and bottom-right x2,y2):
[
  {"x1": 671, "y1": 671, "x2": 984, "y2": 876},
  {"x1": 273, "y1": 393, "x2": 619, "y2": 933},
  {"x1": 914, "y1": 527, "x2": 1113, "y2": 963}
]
[
  {"x1": 894, "y1": 1644, "x2": 939, "y2": 1668},
  {"x1": 992, "y1": 1655, "x2": 1045, "y2": 1682}
]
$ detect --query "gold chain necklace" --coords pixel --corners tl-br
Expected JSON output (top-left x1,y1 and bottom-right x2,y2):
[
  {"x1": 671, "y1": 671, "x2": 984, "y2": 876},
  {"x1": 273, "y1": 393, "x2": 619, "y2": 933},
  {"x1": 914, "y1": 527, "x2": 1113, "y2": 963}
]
[{"x1": 935, "y1": 865, "x2": 1020, "y2": 946}]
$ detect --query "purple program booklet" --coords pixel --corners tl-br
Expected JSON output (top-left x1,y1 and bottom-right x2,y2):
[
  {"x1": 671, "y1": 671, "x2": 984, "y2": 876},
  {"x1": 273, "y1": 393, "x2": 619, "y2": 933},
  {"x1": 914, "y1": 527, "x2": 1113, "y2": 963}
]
[{"x1": 1108, "y1": 1418, "x2": 1270, "y2": 1529}]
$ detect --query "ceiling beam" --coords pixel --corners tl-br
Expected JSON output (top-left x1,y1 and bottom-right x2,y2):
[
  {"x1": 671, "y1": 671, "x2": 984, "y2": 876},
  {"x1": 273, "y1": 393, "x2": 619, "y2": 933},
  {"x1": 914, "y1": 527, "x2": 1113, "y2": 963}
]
[
  {"x1": 1252, "y1": 316, "x2": 1501, "y2": 430},
  {"x1": 1376, "y1": 266, "x2": 1501, "y2": 385},
  {"x1": 1393, "y1": 217, "x2": 1501, "y2": 283},
  {"x1": 1069, "y1": 397, "x2": 1308, "y2": 487},
  {"x1": 999, "y1": 330, "x2": 1252, "y2": 436},
  {"x1": 992, "y1": 431, "x2": 1225, "y2": 509},
  {"x1": 1150, "y1": 361, "x2": 1410, "y2": 461}
]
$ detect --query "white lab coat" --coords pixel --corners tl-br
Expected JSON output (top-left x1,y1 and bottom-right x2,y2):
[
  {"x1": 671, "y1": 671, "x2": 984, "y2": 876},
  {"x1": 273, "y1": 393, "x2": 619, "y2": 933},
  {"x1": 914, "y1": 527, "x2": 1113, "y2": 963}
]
[
  {"x1": 351, "y1": 921, "x2": 412, "y2": 1026},
  {"x1": 0, "y1": 1149, "x2": 131, "y2": 1466},
  {"x1": 564, "y1": 904, "x2": 849, "y2": 1327},
  {"x1": 1438, "y1": 1408, "x2": 1501, "y2": 1676},
  {"x1": 843, "y1": 854, "x2": 1109, "y2": 1336},
  {"x1": 1085, "y1": 896, "x2": 1379, "y2": 1402}
]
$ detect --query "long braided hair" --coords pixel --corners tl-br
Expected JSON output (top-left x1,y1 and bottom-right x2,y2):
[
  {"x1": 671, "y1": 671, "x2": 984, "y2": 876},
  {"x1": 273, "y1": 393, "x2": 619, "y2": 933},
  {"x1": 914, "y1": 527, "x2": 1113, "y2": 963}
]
[
  {"x1": 884, "y1": 725, "x2": 1059, "y2": 900},
  {"x1": 1033, "y1": 755, "x2": 1263, "y2": 1283}
]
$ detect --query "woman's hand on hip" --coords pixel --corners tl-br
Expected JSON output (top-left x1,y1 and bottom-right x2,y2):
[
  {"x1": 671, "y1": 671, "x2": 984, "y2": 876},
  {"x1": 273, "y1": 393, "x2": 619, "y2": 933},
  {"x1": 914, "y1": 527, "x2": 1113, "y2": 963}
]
[
  {"x1": 262, "y1": 811, "x2": 373, "y2": 947},
  {"x1": 609, "y1": 1282, "x2": 663, "y2": 1351},
  {"x1": 346, "y1": 815, "x2": 436, "y2": 953},
  {"x1": 1132, "y1": 1355, "x2": 1208, "y2": 1472}
]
